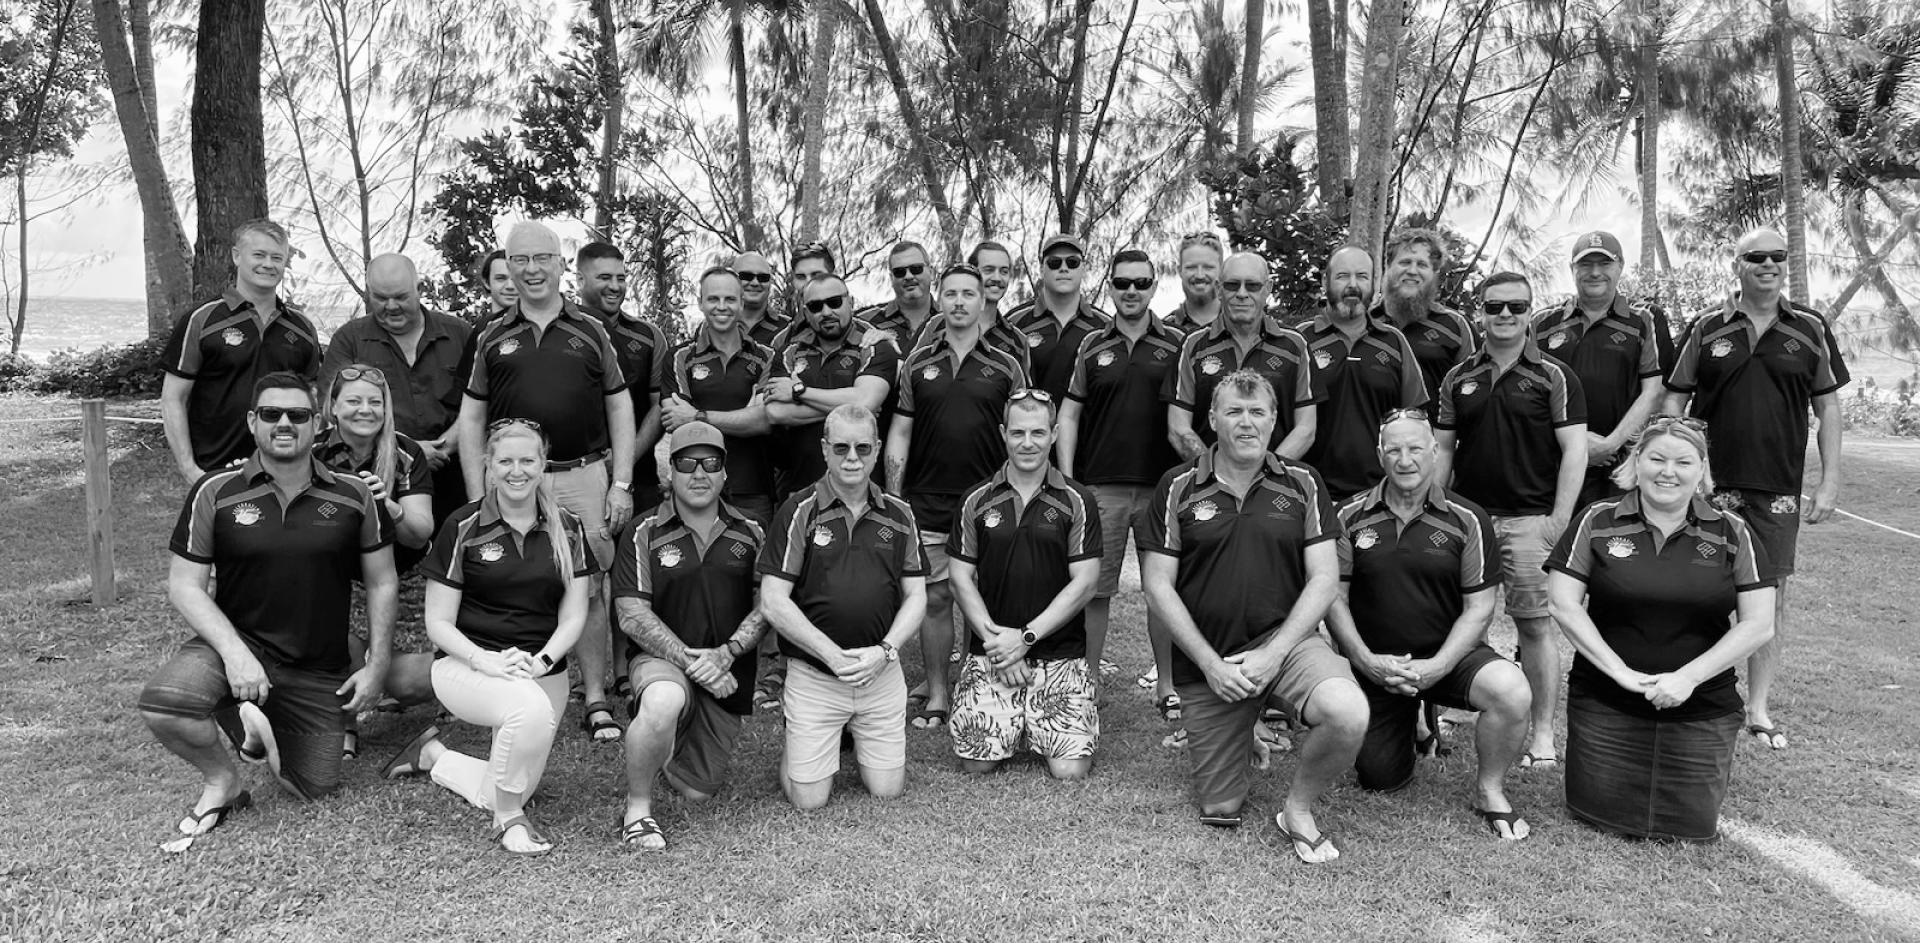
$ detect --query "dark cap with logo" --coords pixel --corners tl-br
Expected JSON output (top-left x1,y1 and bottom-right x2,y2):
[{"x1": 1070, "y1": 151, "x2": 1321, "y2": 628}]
[{"x1": 1571, "y1": 231, "x2": 1623, "y2": 263}]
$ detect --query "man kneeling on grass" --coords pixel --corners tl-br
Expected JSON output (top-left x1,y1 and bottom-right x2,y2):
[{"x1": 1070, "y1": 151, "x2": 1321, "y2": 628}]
[
  {"x1": 611, "y1": 422, "x2": 767, "y2": 848},
  {"x1": 947, "y1": 389, "x2": 1103, "y2": 778},
  {"x1": 140, "y1": 372, "x2": 396, "y2": 851},
  {"x1": 1141, "y1": 369, "x2": 1368, "y2": 863},
  {"x1": 758, "y1": 404, "x2": 927, "y2": 809}
]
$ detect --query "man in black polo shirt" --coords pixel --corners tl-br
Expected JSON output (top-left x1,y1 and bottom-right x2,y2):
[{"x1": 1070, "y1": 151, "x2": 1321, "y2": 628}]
[
  {"x1": 1005, "y1": 234, "x2": 1111, "y2": 401},
  {"x1": 948, "y1": 392, "x2": 1103, "y2": 778},
  {"x1": 767, "y1": 274, "x2": 899, "y2": 493},
  {"x1": 162, "y1": 218, "x2": 323, "y2": 483},
  {"x1": 323, "y1": 252, "x2": 473, "y2": 522},
  {"x1": 734, "y1": 251, "x2": 792, "y2": 347},
  {"x1": 857, "y1": 241, "x2": 936, "y2": 346},
  {"x1": 1436, "y1": 271, "x2": 1587, "y2": 768},
  {"x1": 1299, "y1": 246, "x2": 1428, "y2": 501},
  {"x1": 456, "y1": 220, "x2": 636, "y2": 743},
  {"x1": 1059, "y1": 248, "x2": 1184, "y2": 713},
  {"x1": 760, "y1": 404, "x2": 928, "y2": 810},
  {"x1": 1376, "y1": 227, "x2": 1478, "y2": 402},
  {"x1": 969, "y1": 240, "x2": 1016, "y2": 324},
  {"x1": 663, "y1": 266, "x2": 777, "y2": 526},
  {"x1": 1663, "y1": 226, "x2": 1848, "y2": 751},
  {"x1": 1530, "y1": 231, "x2": 1669, "y2": 509},
  {"x1": 1167, "y1": 251, "x2": 1316, "y2": 461},
  {"x1": 886, "y1": 264, "x2": 1032, "y2": 729},
  {"x1": 612, "y1": 422, "x2": 767, "y2": 849},
  {"x1": 1327, "y1": 413, "x2": 1534, "y2": 839},
  {"x1": 1142, "y1": 369, "x2": 1365, "y2": 863},
  {"x1": 141, "y1": 373, "x2": 396, "y2": 845},
  {"x1": 575, "y1": 241, "x2": 669, "y2": 512},
  {"x1": 1162, "y1": 231, "x2": 1224, "y2": 334}
]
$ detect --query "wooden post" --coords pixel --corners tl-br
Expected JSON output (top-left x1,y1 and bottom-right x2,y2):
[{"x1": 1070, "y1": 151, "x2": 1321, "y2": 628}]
[{"x1": 82, "y1": 398, "x2": 116, "y2": 607}]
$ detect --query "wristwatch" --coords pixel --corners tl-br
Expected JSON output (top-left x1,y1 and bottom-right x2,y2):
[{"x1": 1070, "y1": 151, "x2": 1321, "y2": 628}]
[
  {"x1": 695, "y1": 409, "x2": 709, "y2": 423},
  {"x1": 791, "y1": 380, "x2": 808, "y2": 400},
  {"x1": 1020, "y1": 626, "x2": 1040, "y2": 647},
  {"x1": 724, "y1": 639, "x2": 745, "y2": 658},
  {"x1": 611, "y1": 480, "x2": 631, "y2": 493},
  {"x1": 878, "y1": 641, "x2": 898, "y2": 662}
]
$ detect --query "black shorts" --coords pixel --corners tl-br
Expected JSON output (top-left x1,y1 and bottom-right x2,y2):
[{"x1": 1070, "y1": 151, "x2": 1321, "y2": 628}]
[
  {"x1": 1711, "y1": 489, "x2": 1799, "y2": 580},
  {"x1": 1353, "y1": 644, "x2": 1509, "y2": 792}
]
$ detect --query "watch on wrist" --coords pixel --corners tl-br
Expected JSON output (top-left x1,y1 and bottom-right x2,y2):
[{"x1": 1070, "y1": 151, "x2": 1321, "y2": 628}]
[
  {"x1": 791, "y1": 380, "x2": 808, "y2": 400},
  {"x1": 1020, "y1": 627, "x2": 1039, "y2": 647},
  {"x1": 724, "y1": 639, "x2": 744, "y2": 658},
  {"x1": 878, "y1": 641, "x2": 898, "y2": 662},
  {"x1": 695, "y1": 409, "x2": 709, "y2": 423},
  {"x1": 611, "y1": 480, "x2": 631, "y2": 493}
]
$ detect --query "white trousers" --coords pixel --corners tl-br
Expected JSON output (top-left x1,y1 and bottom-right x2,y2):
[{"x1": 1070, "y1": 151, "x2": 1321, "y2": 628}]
[{"x1": 429, "y1": 659, "x2": 570, "y2": 812}]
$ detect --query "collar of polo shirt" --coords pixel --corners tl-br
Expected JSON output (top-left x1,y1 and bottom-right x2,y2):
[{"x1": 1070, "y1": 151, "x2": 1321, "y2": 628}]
[
  {"x1": 1355, "y1": 477, "x2": 1454, "y2": 515},
  {"x1": 810, "y1": 476, "x2": 888, "y2": 509},
  {"x1": 1460, "y1": 334, "x2": 1548, "y2": 368},
  {"x1": 241, "y1": 453, "x2": 338, "y2": 486},
  {"x1": 1610, "y1": 489, "x2": 1723, "y2": 524},
  {"x1": 653, "y1": 496, "x2": 745, "y2": 530},
  {"x1": 222, "y1": 287, "x2": 302, "y2": 322},
  {"x1": 983, "y1": 462, "x2": 1071, "y2": 492},
  {"x1": 1722, "y1": 290, "x2": 1808, "y2": 322},
  {"x1": 475, "y1": 490, "x2": 552, "y2": 528},
  {"x1": 1192, "y1": 447, "x2": 1290, "y2": 485}
]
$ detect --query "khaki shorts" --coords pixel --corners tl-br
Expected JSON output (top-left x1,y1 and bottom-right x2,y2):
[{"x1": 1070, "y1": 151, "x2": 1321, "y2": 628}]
[
  {"x1": 920, "y1": 529, "x2": 951, "y2": 583},
  {"x1": 549, "y1": 458, "x2": 613, "y2": 569},
  {"x1": 627, "y1": 655, "x2": 745, "y2": 797},
  {"x1": 950, "y1": 654, "x2": 1099, "y2": 761},
  {"x1": 782, "y1": 659, "x2": 907, "y2": 784},
  {"x1": 1492, "y1": 513, "x2": 1554, "y2": 620},
  {"x1": 1177, "y1": 633, "x2": 1358, "y2": 808},
  {"x1": 1090, "y1": 484, "x2": 1153, "y2": 598}
]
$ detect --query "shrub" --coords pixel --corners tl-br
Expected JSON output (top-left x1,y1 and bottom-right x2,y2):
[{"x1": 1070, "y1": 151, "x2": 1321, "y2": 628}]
[
  {"x1": 1840, "y1": 383, "x2": 1920, "y2": 437},
  {"x1": 26, "y1": 338, "x2": 168, "y2": 398},
  {"x1": 0, "y1": 351, "x2": 34, "y2": 392}
]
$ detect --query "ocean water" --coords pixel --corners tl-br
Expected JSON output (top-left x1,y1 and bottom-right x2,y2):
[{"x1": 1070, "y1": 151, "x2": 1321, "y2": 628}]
[{"x1": 8, "y1": 296, "x2": 360, "y2": 360}]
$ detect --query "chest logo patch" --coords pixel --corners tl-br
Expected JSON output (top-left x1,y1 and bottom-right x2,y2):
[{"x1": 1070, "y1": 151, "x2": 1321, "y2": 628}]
[
  {"x1": 1027, "y1": 334, "x2": 1043, "y2": 347},
  {"x1": 317, "y1": 502, "x2": 337, "y2": 519},
  {"x1": 811, "y1": 525, "x2": 833, "y2": 547},
  {"x1": 731, "y1": 540, "x2": 751, "y2": 558},
  {"x1": 498, "y1": 338, "x2": 521, "y2": 357},
  {"x1": 1264, "y1": 355, "x2": 1283, "y2": 371},
  {"x1": 1546, "y1": 332, "x2": 1568, "y2": 349},
  {"x1": 1783, "y1": 338, "x2": 1802, "y2": 353},
  {"x1": 1097, "y1": 350, "x2": 1116, "y2": 368},
  {"x1": 221, "y1": 328, "x2": 247, "y2": 347},
  {"x1": 282, "y1": 329, "x2": 301, "y2": 345},
  {"x1": 691, "y1": 363, "x2": 711, "y2": 381},
  {"x1": 1376, "y1": 350, "x2": 1393, "y2": 364},
  {"x1": 1698, "y1": 542, "x2": 1717, "y2": 559},
  {"x1": 1770, "y1": 495, "x2": 1799, "y2": 514},
  {"x1": 658, "y1": 545, "x2": 683, "y2": 568},
  {"x1": 568, "y1": 336, "x2": 586, "y2": 351},
  {"x1": 1429, "y1": 531, "x2": 1449, "y2": 548},
  {"x1": 1458, "y1": 380, "x2": 1480, "y2": 397},
  {"x1": 981, "y1": 365, "x2": 997, "y2": 379},
  {"x1": 1270, "y1": 494, "x2": 1292, "y2": 513},
  {"x1": 837, "y1": 354, "x2": 858, "y2": 369},
  {"x1": 922, "y1": 365, "x2": 941, "y2": 382},
  {"x1": 231, "y1": 503, "x2": 262, "y2": 526},
  {"x1": 1517, "y1": 378, "x2": 1535, "y2": 393},
  {"x1": 1154, "y1": 348, "x2": 1170, "y2": 361},
  {"x1": 1314, "y1": 350, "x2": 1334, "y2": 369},
  {"x1": 1709, "y1": 338, "x2": 1734, "y2": 358},
  {"x1": 1191, "y1": 500, "x2": 1219, "y2": 522},
  {"x1": 1042, "y1": 507, "x2": 1059, "y2": 524},
  {"x1": 1609, "y1": 331, "x2": 1627, "y2": 344},
  {"x1": 479, "y1": 542, "x2": 505, "y2": 563},
  {"x1": 1200, "y1": 356, "x2": 1223, "y2": 375},
  {"x1": 875, "y1": 526, "x2": 894, "y2": 544},
  {"x1": 983, "y1": 509, "x2": 1003, "y2": 529},
  {"x1": 1605, "y1": 537, "x2": 1636, "y2": 558},
  {"x1": 1354, "y1": 528, "x2": 1378, "y2": 550}
]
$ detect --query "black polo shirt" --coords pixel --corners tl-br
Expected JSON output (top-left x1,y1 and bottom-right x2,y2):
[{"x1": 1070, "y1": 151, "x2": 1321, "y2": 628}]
[
  {"x1": 905, "y1": 315, "x2": 1034, "y2": 377},
  {"x1": 1436, "y1": 342, "x2": 1586, "y2": 516},
  {"x1": 769, "y1": 320, "x2": 901, "y2": 486},
  {"x1": 611, "y1": 501, "x2": 765, "y2": 714},
  {"x1": 1530, "y1": 296, "x2": 1663, "y2": 441},
  {"x1": 170, "y1": 456, "x2": 391, "y2": 672},
  {"x1": 857, "y1": 300, "x2": 931, "y2": 349},
  {"x1": 948, "y1": 466, "x2": 1102, "y2": 660},
  {"x1": 1004, "y1": 298, "x2": 1111, "y2": 401},
  {"x1": 1546, "y1": 492, "x2": 1772, "y2": 720},
  {"x1": 465, "y1": 302, "x2": 629, "y2": 463},
  {"x1": 1142, "y1": 451, "x2": 1338, "y2": 685},
  {"x1": 757, "y1": 479, "x2": 927, "y2": 673},
  {"x1": 1666, "y1": 294, "x2": 1849, "y2": 495},
  {"x1": 1065, "y1": 317, "x2": 1183, "y2": 486},
  {"x1": 664, "y1": 324, "x2": 777, "y2": 497},
  {"x1": 320, "y1": 309, "x2": 471, "y2": 440},
  {"x1": 1299, "y1": 311, "x2": 1428, "y2": 498},
  {"x1": 162, "y1": 291, "x2": 323, "y2": 469},
  {"x1": 423, "y1": 495, "x2": 597, "y2": 674},
  {"x1": 601, "y1": 312, "x2": 671, "y2": 487},
  {"x1": 744, "y1": 308, "x2": 793, "y2": 348},
  {"x1": 1335, "y1": 482, "x2": 1498, "y2": 658},
  {"x1": 1167, "y1": 316, "x2": 1317, "y2": 449},
  {"x1": 313, "y1": 428, "x2": 434, "y2": 572},
  {"x1": 1160, "y1": 302, "x2": 1215, "y2": 335},
  {"x1": 896, "y1": 330, "x2": 1031, "y2": 533},
  {"x1": 1371, "y1": 302, "x2": 1478, "y2": 403}
]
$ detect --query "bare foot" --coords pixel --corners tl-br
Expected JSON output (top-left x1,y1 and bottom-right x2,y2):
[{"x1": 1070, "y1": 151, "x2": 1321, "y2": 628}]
[{"x1": 1277, "y1": 807, "x2": 1340, "y2": 864}]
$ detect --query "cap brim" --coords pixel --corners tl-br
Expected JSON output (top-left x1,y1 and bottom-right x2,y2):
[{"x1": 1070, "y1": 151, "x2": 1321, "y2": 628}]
[{"x1": 1573, "y1": 249, "x2": 1621, "y2": 262}]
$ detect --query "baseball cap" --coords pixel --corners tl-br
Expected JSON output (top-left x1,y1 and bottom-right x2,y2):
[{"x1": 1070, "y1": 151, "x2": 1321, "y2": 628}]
[
  {"x1": 1571, "y1": 231, "x2": 1623, "y2": 263},
  {"x1": 668, "y1": 421, "x2": 726, "y2": 457},
  {"x1": 1039, "y1": 233, "x2": 1086, "y2": 257}
]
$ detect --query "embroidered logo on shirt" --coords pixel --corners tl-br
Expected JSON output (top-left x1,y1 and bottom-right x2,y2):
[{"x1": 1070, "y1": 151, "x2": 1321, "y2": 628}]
[
  {"x1": 1709, "y1": 338, "x2": 1734, "y2": 358},
  {"x1": 1027, "y1": 334, "x2": 1043, "y2": 347},
  {"x1": 1770, "y1": 495, "x2": 1798, "y2": 514},
  {"x1": 983, "y1": 509, "x2": 1003, "y2": 529},
  {"x1": 1429, "y1": 531, "x2": 1449, "y2": 548},
  {"x1": 568, "y1": 336, "x2": 586, "y2": 350},
  {"x1": 1698, "y1": 542, "x2": 1717, "y2": 559},
  {"x1": 282, "y1": 328, "x2": 301, "y2": 344},
  {"x1": 1517, "y1": 378, "x2": 1535, "y2": 393},
  {"x1": 479, "y1": 542, "x2": 505, "y2": 562},
  {"x1": 1354, "y1": 527, "x2": 1378, "y2": 550},
  {"x1": 811, "y1": 524, "x2": 834, "y2": 547},
  {"x1": 1154, "y1": 349, "x2": 1170, "y2": 361},
  {"x1": 1042, "y1": 507, "x2": 1059, "y2": 524},
  {"x1": 1264, "y1": 355, "x2": 1283, "y2": 371},
  {"x1": 1605, "y1": 537, "x2": 1636, "y2": 558},
  {"x1": 922, "y1": 365, "x2": 940, "y2": 381},
  {"x1": 1458, "y1": 380, "x2": 1480, "y2": 397},
  {"x1": 222, "y1": 328, "x2": 246, "y2": 347},
  {"x1": 498, "y1": 338, "x2": 522, "y2": 357},
  {"x1": 1546, "y1": 332, "x2": 1568, "y2": 349},
  {"x1": 1200, "y1": 356, "x2": 1223, "y2": 375},
  {"x1": 730, "y1": 540, "x2": 750, "y2": 558},
  {"x1": 1376, "y1": 350, "x2": 1393, "y2": 364},
  {"x1": 1783, "y1": 339, "x2": 1802, "y2": 353},
  {"x1": 317, "y1": 503, "x2": 337, "y2": 519},
  {"x1": 981, "y1": 365, "x2": 997, "y2": 379},
  {"x1": 1270, "y1": 494, "x2": 1291, "y2": 513},
  {"x1": 231, "y1": 503, "x2": 262, "y2": 526},
  {"x1": 875, "y1": 527, "x2": 894, "y2": 544},
  {"x1": 1097, "y1": 350, "x2": 1117, "y2": 368},
  {"x1": 1314, "y1": 350, "x2": 1334, "y2": 369},
  {"x1": 658, "y1": 545, "x2": 683, "y2": 568},
  {"x1": 1609, "y1": 331, "x2": 1627, "y2": 344},
  {"x1": 1191, "y1": 500, "x2": 1219, "y2": 522},
  {"x1": 691, "y1": 364, "x2": 711, "y2": 381}
]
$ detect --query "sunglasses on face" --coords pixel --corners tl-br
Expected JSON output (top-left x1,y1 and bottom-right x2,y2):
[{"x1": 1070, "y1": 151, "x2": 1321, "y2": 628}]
[
  {"x1": 1110, "y1": 277, "x2": 1155, "y2": 291},
  {"x1": 805, "y1": 294, "x2": 848, "y2": 313},
  {"x1": 672, "y1": 455, "x2": 725, "y2": 473},
  {"x1": 891, "y1": 263, "x2": 927, "y2": 278},
  {"x1": 829, "y1": 441, "x2": 877, "y2": 458},
  {"x1": 1481, "y1": 300, "x2": 1532, "y2": 315},
  {"x1": 1378, "y1": 407, "x2": 1429, "y2": 428},
  {"x1": 506, "y1": 253, "x2": 557, "y2": 266},
  {"x1": 1043, "y1": 256, "x2": 1084, "y2": 271},
  {"x1": 254, "y1": 406, "x2": 315, "y2": 424},
  {"x1": 1740, "y1": 249, "x2": 1789, "y2": 264},
  {"x1": 736, "y1": 271, "x2": 773, "y2": 284},
  {"x1": 1221, "y1": 279, "x2": 1266, "y2": 293}
]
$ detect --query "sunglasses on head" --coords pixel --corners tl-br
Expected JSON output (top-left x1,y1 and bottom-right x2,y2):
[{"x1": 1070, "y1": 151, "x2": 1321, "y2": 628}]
[
  {"x1": 805, "y1": 294, "x2": 848, "y2": 313},
  {"x1": 254, "y1": 406, "x2": 315, "y2": 424},
  {"x1": 1044, "y1": 256, "x2": 1084, "y2": 271},
  {"x1": 335, "y1": 365, "x2": 386, "y2": 385},
  {"x1": 1378, "y1": 407, "x2": 1429, "y2": 428},
  {"x1": 1008, "y1": 387, "x2": 1054, "y2": 404},
  {"x1": 488, "y1": 417, "x2": 544, "y2": 434},
  {"x1": 829, "y1": 441, "x2": 877, "y2": 458},
  {"x1": 1110, "y1": 276, "x2": 1155, "y2": 291},
  {"x1": 1740, "y1": 249, "x2": 1789, "y2": 264},
  {"x1": 1221, "y1": 279, "x2": 1266, "y2": 293},
  {"x1": 1643, "y1": 414, "x2": 1708, "y2": 433},
  {"x1": 1481, "y1": 300, "x2": 1532, "y2": 316},
  {"x1": 671, "y1": 454, "x2": 725, "y2": 473},
  {"x1": 890, "y1": 263, "x2": 927, "y2": 278}
]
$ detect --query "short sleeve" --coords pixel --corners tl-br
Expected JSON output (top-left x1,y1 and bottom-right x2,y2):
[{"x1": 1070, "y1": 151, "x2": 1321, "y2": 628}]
[
  {"x1": 1170, "y1": 334, "x2": 1200, "y2": 409},
  {"x1": 359, "y1": 482, "x2": 395, "y2": 553},
  {"x1": 561, "y1": 510, "x2": 597, "y2": 577},
  {"x1": 948, "y1": 488, "x2": 983, "y2": 564},
  {"x1": 1298, "y1": 465, "x2": 1338, "y2": 546},
  {"x1": 755, "y1": 494, "x2": 803, "y2": 580},
  {"x1": 1065, "y1": 335, "x2": 1094, "y2": 401},
  {"x1": 169, "y1": 473, "x2": 222, "y2": 563},
  {"x1": 1726, "y1": 513, "x2": 1773, "y2": 591},
  {"x1": 1634, "y1": 311, "x2": 1662, "y2": 379},
  {"x1": 465, "y1": 326, "x2": 496, "y2": 399},
  {"x1": 899, "y1": 508, "x2": 928, "y2": 578},
  {"x1": 1458, "y1": 503, "x2": 1500, "y2": 593},
  {"x1": 860, "y1": 338, "x2": 901, "y2": 387},
  {"x1": 1548, "y1": 359, "x2": 1587, "y2": 426},
  {"x1": 423, "y1": 513, "x2": 468, "y2": 588},
  {"x1": 663, "y1": 345, "x2": 690, "y2": 400},
  {"x1": 1434, "y1": 365, "x2": 1464, "y2": 429},
  {"x1": 1287, "y1": 332, "x2": 1317, "y2": 408},
  {"x1": 894, "y1": 354, "x2": 920, "y2": 415},
  {"x1": 1665, "y1": 315, "x2": 1705, "y2": 393},
  {"x1": 395, "y1": 438, "x2": 435, "y2": 499},
  {"x1": 162, "y1": 306, "x2": 204, "y2": 379},
  {"x1": 1812, "y1": 312, "x2": 1850, "y2": 395},
  {"x1": 1543, "y1": 505, "x2": 1601, "y2": 581},
  {"x1": 1394, "y1": 331, "x2": 1428, "y2": 408},
  {"x1": 1066, "y1": 483, "x2": 1102, "y2": 563},
  {"x1": 610, "y1": 517, "x2": 650, "y2": 600},
  {"x1": 1141, "y1": 468, "x2": 1183, "y2": 555}
]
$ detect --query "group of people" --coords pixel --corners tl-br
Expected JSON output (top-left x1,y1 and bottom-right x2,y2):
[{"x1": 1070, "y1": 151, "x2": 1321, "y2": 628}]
[{"x1": 140, "y1": 214, "x2": 1846, "y2": 861}]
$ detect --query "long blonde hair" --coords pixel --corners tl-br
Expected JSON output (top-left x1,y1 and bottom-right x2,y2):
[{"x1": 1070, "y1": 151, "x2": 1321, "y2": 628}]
[
  {"x1": 485, "y1": 420, "x2": 574, "y2": 577},
  {"x1": 328, "y1": 365, "x2": 398, "y2": 489}
]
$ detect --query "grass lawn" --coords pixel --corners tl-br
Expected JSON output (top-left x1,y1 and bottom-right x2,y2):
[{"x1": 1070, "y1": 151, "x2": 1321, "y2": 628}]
[{"x1": 2, "y1": 392, "x2": 1917, "y2": 942}]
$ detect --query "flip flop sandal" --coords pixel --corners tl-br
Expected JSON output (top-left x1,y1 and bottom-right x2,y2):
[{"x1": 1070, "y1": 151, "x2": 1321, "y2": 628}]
[
  {"x1": 582, "y1": 701, "x2": 623, "y2": 743},
  {"x1": 909, "y1": 707, "x2": 949, "y2": 729},
  {"x1": 341, "y1": 727, "x2": 360, "y2": 761},
  {"x1": 1746, "y1": 724, "x2": 1788, "y2": 750},
  {"x1": 490, "y1": 813, "x2": 552, "y2": 856},
  {"x1": 1135, "y1": 665, "x2": 1158, "y2": 689},
  {"x1": 620, "y1": 815, "x2": 667, "y2": 849},
  {"x1": 1161, "y1": 728, "x2": 1189, "y2": 749},
  {"x1": 1278, "y1": 821, "x2": 1339, "y2": 863},
  {"x1": 1473, "y1": 807, "x2": 1529, "y2": 841},
  {"x1": 381, "y1": 725, "x2": 441, "y2": 779},
  {"x1": 1156, "y1": 693, "x2": 1183, "y2": 722},
  {"x1": 1517, "y1": 751, "x2": 1560, "y2": 770},
  {"x1": 613, "y1": 674, "x2": 634, "y2": 701},
  {"x1": 1198, "y1": 811, "x2": 1243, "y2": 828},
  {"x1": 162, "y1": 791, "x2": 253, "y2": 853},
  {"x1": 1097, "y1": 659, "x2": 1123, "y2": 680}
]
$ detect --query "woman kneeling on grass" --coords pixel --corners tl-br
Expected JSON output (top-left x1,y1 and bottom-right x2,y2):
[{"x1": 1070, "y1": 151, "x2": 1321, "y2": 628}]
[
  {"x1": 1544, "y1": 416, "x2": 1776, "y2": 842},
  {"x1": 381, "y1": 419, "x2": 595, "y2": 856}
]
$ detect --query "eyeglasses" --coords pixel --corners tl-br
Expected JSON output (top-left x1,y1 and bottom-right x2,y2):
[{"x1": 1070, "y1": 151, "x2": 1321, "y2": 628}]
[
  {"x1": 1643, "y1": 414, "x2": 1708, "y2": 433},
  {"x1": 671, "y1": 454, "x2": 726, "y2": 473},
  {"x1": 335, "y1": 365, "x2": 386, "y2": 385},
  {"x1": 736, "y1": 271, "x2": 774, "y2": 284},
  {"x1": 890, "y1": 263, "x2": 926, "y2": 278},
  {"x1": 1110, "y1": 277, "x2": 1155, "y2": 291},
  {"x1": 254, "y1": 406, "x2": 315, "y2": 424},
  {"x1": 506, "y1": 253, "x2": 558, "y2": 266},
  {"x1": 1378, "y1": 407, "x2": 1429, "y2": 427},
  {"x1": 1221, "y1": 279, "x2": 1266, "y2": 293},
  {"x1": 1481, "y1": 300, "x2": 1532, "y2": 315},
  {"x1": 1008, "y1": 387, "x2": 1054, "y2": 404},
  {"x1": 1043, "y1": 256, "x2": 1084, "y2": 271},
  {"x1": 1740, "y1": 249, "x2": 1789, "y2": 264},
  {"x1": 828, "y1": 441, "x2": 877, "y2": 458},
  {"x1": 805, "y1": 294, "x2": 848, "y2": 313},
  {"x1": 488, "y1": 417, "x2": 544, "y2": 434}
]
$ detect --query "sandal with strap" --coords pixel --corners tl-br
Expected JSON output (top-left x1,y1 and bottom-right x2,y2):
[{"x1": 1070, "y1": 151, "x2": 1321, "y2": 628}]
[
  {"x1": 620, "y1": 815, "x2": 667, "y2": 850},
  {"x1": 161, "y1": 790, "x2": 253, "y2": 853},
  {"x1": 1278, "y1": 820, "x2": 1340, "y2": 864},
  {"x1": 582, "y1": 701, "x2": 623, "y2": 743},
  {"x1": 1473, "y1": 807, "x2": 1530, "y2": 841},
  {"x1": 1156, "y1": 693, "x2": 1182, "y2": 722},
  {"x1": 490, "y1": 813, "x2": 552, "y2": 856}
]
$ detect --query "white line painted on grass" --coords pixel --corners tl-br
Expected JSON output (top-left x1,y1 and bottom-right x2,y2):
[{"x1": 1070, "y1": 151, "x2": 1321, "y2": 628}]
[
  {"x1": 1722, "y1": 818, "x2": 1920, "y2": 937},
  {"x1": 0, "y1": 415, "x2": 164, "y2": 425},
  {"x1": 1832, "y1": 507, "x2": 1920, "y2": 543}
]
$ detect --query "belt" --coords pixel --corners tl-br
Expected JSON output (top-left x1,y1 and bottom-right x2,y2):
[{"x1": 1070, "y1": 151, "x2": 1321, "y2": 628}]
[{"x1": 546, "y1": 449, "x2": 609, "y2": 472}]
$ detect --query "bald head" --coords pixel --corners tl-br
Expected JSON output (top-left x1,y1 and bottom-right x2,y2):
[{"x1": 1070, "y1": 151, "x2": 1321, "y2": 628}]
[
  {"x1": 367, "y1": 253, "x2": 417, "y2": 291},
  {"x1": 503, "y1": 221, "x2": 564, "y2": 306},
  {"x1": 1324, "y1": 246, "x2": 1374, "y2": 322},
  {"x1": 733, "y1": 251, "x2": 775, "y2": 313},
  {"x1": 1734, "y1": 227, "x2": 1787, "y2": 256},
  {"x1": 366, "y1": 253, "x2": 423, "y2": 334}
]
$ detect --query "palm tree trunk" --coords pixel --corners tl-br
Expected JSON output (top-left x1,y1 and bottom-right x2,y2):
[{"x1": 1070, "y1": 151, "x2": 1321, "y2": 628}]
[
  {"x1": 591, "y1": 0, "x2": 622, "y2": 238},
  {"x1": 1237, "y1": 0, "x2": 1265, "y2": 155},
  {"x1": 190, "y1": 0, "x2": 269, "y2": 302},
  {"x1": 731, "y1": 0, "x2": 762, "y2": 249},
  {"x1": 862, "y1": 0, "x2": 961, "y2": 255},
  {"x1": 92, "y1": 0, "x2": 193, "y2": 337},
  {"x1": 1772, "y1": 0, "x2": 1809, "y2": 306},
  {"x1": 1306, "y1": 0, "x2": 1349, "y2": 214},
  {"x1": 1636, "y1": 24, "x2": 1661, "y2": 271},
  {"x1": 1347, "y1": 0, "x2": 1406, "y2": 254},
  {"x1": 797, "y1": 6, "x2": 837, "y2": 242}
]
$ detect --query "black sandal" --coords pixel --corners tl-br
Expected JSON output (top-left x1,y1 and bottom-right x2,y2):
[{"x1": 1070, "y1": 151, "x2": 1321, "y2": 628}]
[{"x1": 582, "y1": 701, "x2": 623, "y2": 742}]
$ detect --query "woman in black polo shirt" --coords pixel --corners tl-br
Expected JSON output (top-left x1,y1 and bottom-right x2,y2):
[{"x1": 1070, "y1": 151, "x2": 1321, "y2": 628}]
[
  {"x1": 1544, "y1": 417, "x2": 1776, "y2": 842},
  {"x1": 381, "y1": 419, "x2": 594, "y2": 856},
  {"x1": 320, "y1": 364, "x2": 436, "y2": 758}
]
